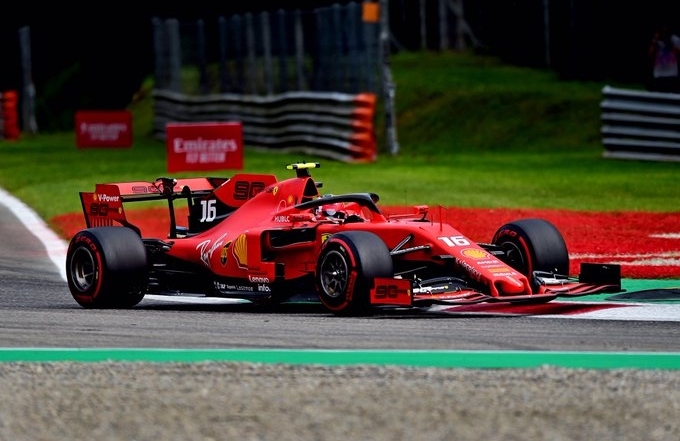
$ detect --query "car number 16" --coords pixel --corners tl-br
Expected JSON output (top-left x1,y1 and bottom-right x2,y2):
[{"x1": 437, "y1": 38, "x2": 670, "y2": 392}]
[
  {"x1": 438, "y1": 236, "x2": 471, "y2": 247},
  {"x1": 199, "y1": 199, "x2": 217, "y2": 222}
]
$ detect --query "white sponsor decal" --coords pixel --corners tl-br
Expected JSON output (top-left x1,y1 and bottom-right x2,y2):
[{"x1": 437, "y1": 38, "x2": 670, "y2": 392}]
[
  {"x1": 80, "y1": 123, "x2": 128, "y2": 141},
  {"x1": 213, "y1": 281, "x2": 254, "y2": 292},
  {"x1": 173, "y1": 137, "x2": 238, "y2": 153},
  {"x1": 97, "y1": 194, "x2": 120, "y2": 203},
  {"x1": 196, "y1": 233, "x2": 228, "y2": 268},
  {"x1": 173, "y1": 137, "x2": 239, "y2": 165}
]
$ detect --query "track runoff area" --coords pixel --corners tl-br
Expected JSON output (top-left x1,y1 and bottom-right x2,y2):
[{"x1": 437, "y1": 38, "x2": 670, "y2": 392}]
[{"x1": 2, "y1": 187, "x2": 680, "y2": 368}]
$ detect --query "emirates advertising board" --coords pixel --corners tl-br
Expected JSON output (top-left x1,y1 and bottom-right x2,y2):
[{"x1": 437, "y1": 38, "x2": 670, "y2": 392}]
[
  {"x1": 75, "y1": 110, "x2": 132, "y2": 148},
  {"x1": 165, "y1": 122, "x2": 243, "y2": 172}
]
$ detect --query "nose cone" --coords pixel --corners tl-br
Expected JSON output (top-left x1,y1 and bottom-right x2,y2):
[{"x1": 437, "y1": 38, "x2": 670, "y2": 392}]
[{"x1": 494, "y1": 275, "x2": 530, "y2": 295}]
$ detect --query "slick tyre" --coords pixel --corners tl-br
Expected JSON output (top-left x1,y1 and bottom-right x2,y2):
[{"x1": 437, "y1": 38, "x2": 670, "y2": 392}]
[
  {"x1": 316, "y1": 231, "x2": 393, "y2": 316},
  {"x1": 492, "y1": 218, "x2": 569, "y2": 286},
  {"x1": 66, "y1": 227, "x2": 148, "y2": 309}
]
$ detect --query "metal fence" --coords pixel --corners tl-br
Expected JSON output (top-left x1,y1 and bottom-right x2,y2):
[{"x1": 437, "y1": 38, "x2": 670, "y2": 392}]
[
  {"x1": 152, "y1": 3, "x2": 380, "y2": 96},
  {"x1": 152, "y1": 89, "x2": 379, "y2": 162}
]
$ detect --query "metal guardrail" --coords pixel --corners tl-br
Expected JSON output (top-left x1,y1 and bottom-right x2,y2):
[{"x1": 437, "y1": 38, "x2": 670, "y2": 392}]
[
  {"x1": 600, "y1": 85, "x2": 680, "y2": 161},
  {"x1": 152, "y1": 88, "x2": 377, "y2": 163}
]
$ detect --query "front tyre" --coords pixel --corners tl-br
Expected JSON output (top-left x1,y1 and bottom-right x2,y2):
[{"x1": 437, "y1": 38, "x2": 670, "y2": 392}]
[
  {"x1": 492, "y1": 218, "x2": 569, "y2": 288},
  {"x1": 316, "y1": 231, "x2": 393, "y2": 316},
  {"x1": 66, "y1": 227, "x2": 148, "y2": 308}
]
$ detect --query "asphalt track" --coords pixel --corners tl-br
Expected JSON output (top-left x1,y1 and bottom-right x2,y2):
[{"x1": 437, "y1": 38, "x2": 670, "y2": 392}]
[{"x1": 2, "y1": 187, "x2": 680, "y2": 369}]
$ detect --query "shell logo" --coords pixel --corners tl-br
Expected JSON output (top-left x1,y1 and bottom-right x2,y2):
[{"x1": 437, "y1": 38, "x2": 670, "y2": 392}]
[
  {"x1": 461, "y1": 248, "x2": 488, "y2": 259},
  {"x1": 232, "y1": 234, "x2": 248, "y2": 268},
  {"x1": 92, "y1": 193, "x2": 97, "y2": 201},
  {"x1": 287, "y1": 195, "x2": 295, "y2": 205}
]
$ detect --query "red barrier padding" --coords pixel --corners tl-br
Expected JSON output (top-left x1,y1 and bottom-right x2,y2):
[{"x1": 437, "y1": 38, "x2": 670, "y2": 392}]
[{"x1": 1, "y1": 90, "x2": 20, "y2": 140}]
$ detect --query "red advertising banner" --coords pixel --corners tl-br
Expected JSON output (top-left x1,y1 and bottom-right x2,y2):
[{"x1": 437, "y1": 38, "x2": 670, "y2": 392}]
[
  {"x1": 165, "y1": 122, "x2": 243, "y2": 172},
  {"x1": 75, "y1": 110, "x2": 132, "y2": 148}
]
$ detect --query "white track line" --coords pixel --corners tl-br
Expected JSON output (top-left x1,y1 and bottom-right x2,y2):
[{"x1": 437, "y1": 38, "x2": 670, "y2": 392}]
[
  {"x1": 0, "y1": 187, "x2": 68, "y2": 281},
  {"x1": 536, "y1": 303, "x2": 680, "y2": 321}
]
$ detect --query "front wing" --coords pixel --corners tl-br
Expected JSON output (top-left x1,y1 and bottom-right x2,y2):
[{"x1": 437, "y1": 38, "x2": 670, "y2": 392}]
[{"x1": 369, "y1": 263, "x2": 623, "y2": 306}]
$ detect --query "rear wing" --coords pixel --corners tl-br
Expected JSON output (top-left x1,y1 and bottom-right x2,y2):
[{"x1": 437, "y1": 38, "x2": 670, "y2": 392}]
[
  {"x1": 79, "y1": 174, "x2": 279, "y2": 237},
  {"x1": 79, "y1": 177, "x2": 221, "y2": 231}
]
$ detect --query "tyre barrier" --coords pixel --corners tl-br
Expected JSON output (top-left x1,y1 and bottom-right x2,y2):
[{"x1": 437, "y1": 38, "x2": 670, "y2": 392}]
[
  {"x1": 600, "y1": 85, "x2": 680, "y2": 161},
  {"x1": 0, "y1": 90, "x2": 20, "y2": 140},
  {"x1": 152, "y1": 89, "x2": 377, "y2": 163}
]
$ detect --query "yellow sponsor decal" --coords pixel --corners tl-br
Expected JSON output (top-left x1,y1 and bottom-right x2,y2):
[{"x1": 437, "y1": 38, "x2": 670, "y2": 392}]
[
  {"x1": 220, "y1": 242, "x2": 230, "y2": 266},
  {"x1": 461, "y1": 248, "x2": 488, "y2": 259},
  {"x1": 489, "y1": 267, "x2": 515, "y2": 274},
  {"x1": 232, "y1": 234, "x2": 248, "y2": 268}
]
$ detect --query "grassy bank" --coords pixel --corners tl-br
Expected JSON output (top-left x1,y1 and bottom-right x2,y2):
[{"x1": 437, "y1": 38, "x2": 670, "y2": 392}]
[{"x1": 1, "y1": 51, "x2": 679, "y2": 229}]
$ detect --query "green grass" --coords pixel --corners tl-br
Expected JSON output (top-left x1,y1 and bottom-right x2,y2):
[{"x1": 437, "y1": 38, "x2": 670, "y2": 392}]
[{"x1": 1, "y1": 50, "x2": 679, "y2": 232}]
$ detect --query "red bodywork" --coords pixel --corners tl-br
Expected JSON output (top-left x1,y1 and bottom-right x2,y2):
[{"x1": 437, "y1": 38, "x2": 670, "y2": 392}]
[{"x1": 77, "y1": 164, "x2": 621, "y2": 308}]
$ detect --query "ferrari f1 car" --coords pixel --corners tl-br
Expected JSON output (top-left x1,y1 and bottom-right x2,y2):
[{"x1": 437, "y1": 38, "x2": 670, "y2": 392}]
[{"x1": 66, "y1": 162, "x2": 622, "y2": 315}]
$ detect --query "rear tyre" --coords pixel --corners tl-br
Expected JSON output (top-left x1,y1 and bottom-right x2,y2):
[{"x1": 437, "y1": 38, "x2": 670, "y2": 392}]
[
  {"x1": 492, "y1": 218, "x2": 569, "y2": 290},
  {"x1": 316, "y1": 231, "x2": 393, "y2": 316},
  {"x1": 66, "y1": 227, "x2": 148, "y2": 308}
]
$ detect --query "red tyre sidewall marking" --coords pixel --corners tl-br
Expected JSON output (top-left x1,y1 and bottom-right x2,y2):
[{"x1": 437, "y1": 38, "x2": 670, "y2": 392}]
[
  {"x1": 322, "y1": 237, "x2": 359, "y2": 312},
  {"x1": 516, "y1": 235, "x2": 534, "y2": 277},
  {"x1": 72, "y1": 234, "x2": 104, "y2": 305},
  {"x1": 337, "y1": 237, "x2": 359, "y2": 307},
  {"x1": 494, "y1": 228, "x2": 534, "y2": 277}
]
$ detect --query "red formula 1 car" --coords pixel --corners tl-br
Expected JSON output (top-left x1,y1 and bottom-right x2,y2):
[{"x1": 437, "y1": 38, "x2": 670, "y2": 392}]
[{"x1": 65, "y1": 162, "x2": 622, "y2": 315}]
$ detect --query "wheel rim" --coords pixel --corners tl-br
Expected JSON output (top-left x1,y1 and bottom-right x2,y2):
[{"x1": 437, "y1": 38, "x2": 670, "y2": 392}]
[
  {"x1": 499, "y1": 241, "x2": 528, "y2": 275},
  {"x1": 319, "y1": 250, "x2": 348, "y2": 299},
  {"x1": 70, "y1": 247, "x2": 97, "y2": 293}
]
